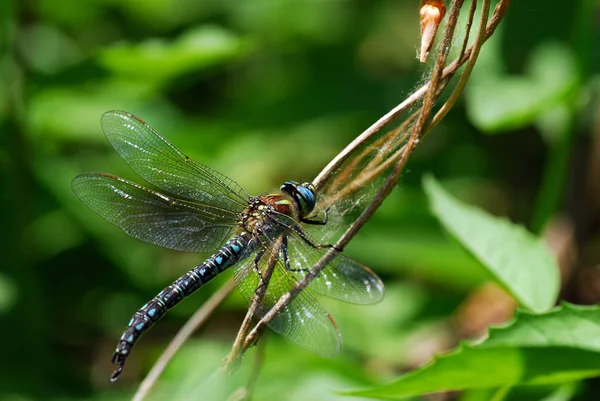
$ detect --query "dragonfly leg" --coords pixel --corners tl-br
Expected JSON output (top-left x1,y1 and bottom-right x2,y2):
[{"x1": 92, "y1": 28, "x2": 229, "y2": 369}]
[
  {"x1": 289, "y1": 224, "x2": 342, "y2": 253},
  {"x1": 281, "y1": 235, "x2": 311, "y2": 274},
  {"x1": 281, "y1": 236, "x2": 292, "y2": 270},
  {"x1": 252, "y1": 247, "x2": 269, "y2": 294},
  {"x1": 269, "y1": 211, "x2": 341, "y2": 253}
]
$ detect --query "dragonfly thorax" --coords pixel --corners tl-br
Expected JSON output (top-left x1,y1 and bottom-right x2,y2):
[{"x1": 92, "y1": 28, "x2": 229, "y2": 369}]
[
  {"x1": 237, "y1": 181, "x2": 317, "y2": 235},
  {"x1": 239, "y1": 194, "x2": 294, "y2": 235}
]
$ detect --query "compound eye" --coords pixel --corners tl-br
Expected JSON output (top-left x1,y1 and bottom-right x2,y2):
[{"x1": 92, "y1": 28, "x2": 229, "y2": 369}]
[
  {"x1": 300, "y1": 182, "x2": 315, "y2": 193},
  {"x1": 280, "y1": 180, "x2": 317, "y2": 216},
  {"x1": 295, "y1": 183, "x2": 316, "y2": 215},
  {"x1": 280, "y1": 180, "x2": 299, "y2": 192}
]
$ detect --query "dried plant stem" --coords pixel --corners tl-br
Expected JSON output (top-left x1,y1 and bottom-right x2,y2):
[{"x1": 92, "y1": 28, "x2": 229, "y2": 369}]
[
  {"x1": 223, "y1": 237, "x2": 283, "y2": 370},
  {"x1": 459, "y1": 0, "x2": 478, "y2": 64},
  {"x1": 314, "y1": 0, "x2": 512, "y2": 190},
  {"x1": 343, "y1": 0, "x2": 469, "y2": 235},
  {"x1": 313, "y1": 87, "x2": 423, "y2": 189},
  {"x1": 346, "y1": 0, "x2": 502, "y2": 196},
  {"x1": 133, "y1": 280, "x2": 236, "y2": 401},
  {"x1": 335, "y1": 0, "x2": 494, "y2": 205},
  {"x1": 425, "y1": 0, "x2": 492, "y2": 138},
  {"x1": 326, "y1": 0, "x2": 466, "y2": 232},
  {"x1": 224, "y1": 299, "x2": 257, "y2": 371}
]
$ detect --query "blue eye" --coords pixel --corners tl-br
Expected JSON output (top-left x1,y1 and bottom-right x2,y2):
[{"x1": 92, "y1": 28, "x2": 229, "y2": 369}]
[
  {"x1": 280, "y1": 181, "x2": 316, "y2": 216},
  {"x1": 280, "y1": 180, "x2": 299, "y2": 191},
  {"x1": 296, "y1": 184, "x2": 316, "y2": 213}
]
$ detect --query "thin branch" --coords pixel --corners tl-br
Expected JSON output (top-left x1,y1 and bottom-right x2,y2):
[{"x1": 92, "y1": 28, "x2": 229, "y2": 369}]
[
  {"x1": 133, "y1": 280, "x2": 236, "y2": 401},
  {"x1": 312, "y1": 82, "x2": 423, "y2": 190},
  {"x1": 323, "y1": 0, "x2": 466, "y2": 231},
  {"x1": 223, "y1": 237, "x2": 283, "y2": 370},
  {"x1": 327, "y1": 0, "x2": 505, "y2": 205},
  {"x1": 461, "y1": 0, "x2": 479, "y2": 59},
  {"x1": 223, "y1": 298, "x2": 257, "y2": 371},
  {"x1": 426, "y1": 0, "x2": 492, "y2": 138},
  {"x1": 333, "y1": 0, "x2": 492, "y2": 196},
  {"x1": 313, "y1": 0, "x2": 512, "y2": 190}
]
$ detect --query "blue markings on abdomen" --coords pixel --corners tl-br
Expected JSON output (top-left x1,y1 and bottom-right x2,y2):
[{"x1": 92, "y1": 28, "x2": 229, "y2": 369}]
[{"x1": 110, "y1": 233, "x2": 252, "y2": 381}]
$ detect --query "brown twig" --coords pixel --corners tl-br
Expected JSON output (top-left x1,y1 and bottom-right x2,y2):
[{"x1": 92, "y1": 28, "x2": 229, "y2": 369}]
[
  {"x1": 318, "y1": 0, "x2": 467, "y2": 216},
  {"x1": 459, "y1": 0, "x2": 479, "y2": 62},
  {"x1": 323, "y1": 0, "x2": 502, "y2": 207},
  {"x1": 223, "y1": 237, "x2": 283, "y2": 371},
  {"x1": 133, "y1": 280, "x2": 236, "y2": 401},
  {"x1": 313, "y1": 0, "x2": 512, "y2": 190},
  {"x1": 425, "y1": 0, "x2": 492, "y2": 138}
]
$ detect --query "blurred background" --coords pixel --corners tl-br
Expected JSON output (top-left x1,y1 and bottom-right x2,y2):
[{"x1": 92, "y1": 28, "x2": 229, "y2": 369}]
[{"x1": 1, "y1": 0, "x2": 599, "y2": 400}]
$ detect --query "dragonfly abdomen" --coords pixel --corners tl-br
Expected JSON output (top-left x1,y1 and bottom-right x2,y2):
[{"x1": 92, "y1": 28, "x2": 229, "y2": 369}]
[{"x1": 110, "y1": 233, "x2": 251, "y2": 381}]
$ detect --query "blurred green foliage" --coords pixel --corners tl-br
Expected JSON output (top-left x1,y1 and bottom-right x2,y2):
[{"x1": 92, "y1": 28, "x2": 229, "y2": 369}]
[
  {"x1": 349, "y1": 304, "x2": 600, "y2": 398},
  {"x1": 1, "y1": 0, "x2": 599, "y2": 400}
]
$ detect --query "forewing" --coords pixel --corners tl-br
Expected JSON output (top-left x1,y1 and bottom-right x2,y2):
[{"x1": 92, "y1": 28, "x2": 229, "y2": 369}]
[
  {"x1": 101, "y1": 110, "x2": 249, "y2": 211},
  {"x1": 233, "y1": 238, "x2": 342, "y2": 358},
  {"x1": 72, "y1": 173, "x2": 238, "y2": 252}
]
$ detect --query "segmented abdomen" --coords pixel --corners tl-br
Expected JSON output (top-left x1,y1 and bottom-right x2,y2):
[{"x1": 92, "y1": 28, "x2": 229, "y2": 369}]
[{"x1": 110, "y1": 233, "x2": 251, "y2": 380}]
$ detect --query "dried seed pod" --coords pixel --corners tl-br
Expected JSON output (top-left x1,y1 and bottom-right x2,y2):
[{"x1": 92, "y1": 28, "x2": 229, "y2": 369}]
[{"x1": 419, "y1": 0, "x2": 446, "y2": 63}]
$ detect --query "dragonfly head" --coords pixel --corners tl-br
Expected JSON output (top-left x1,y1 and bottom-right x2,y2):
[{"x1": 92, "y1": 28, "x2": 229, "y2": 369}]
[{"x1": 280, "y1": 180, "x2": 316, "y2": 217}]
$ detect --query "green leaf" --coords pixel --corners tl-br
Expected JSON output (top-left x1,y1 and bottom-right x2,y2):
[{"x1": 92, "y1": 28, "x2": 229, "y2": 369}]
[
  {"x1": 344, "y1": 303, "x2": 600, "y2": 399},
  {"x1": 422, "y1": 175, "x2": 559, "y2": 312},
  {"x1": 98, "y1": 25, "x2": 249, "y2": 84},
  {"x1": 466, "y1": 42, "x2": 579, "y2": 133}
]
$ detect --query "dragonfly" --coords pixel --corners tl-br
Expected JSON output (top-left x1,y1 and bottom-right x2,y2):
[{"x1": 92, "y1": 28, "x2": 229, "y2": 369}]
[{"x1": 72, "y1": 111, "x2": 385, "y2": 381}]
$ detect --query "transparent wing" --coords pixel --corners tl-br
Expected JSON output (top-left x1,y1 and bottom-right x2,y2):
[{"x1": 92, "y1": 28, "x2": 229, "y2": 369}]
[
  {"x1": 101, "y1": 110, "x2": 249, "y2": 211},
  {"x1": 284, "y1": 233, "x2": 384, "y2": 304},
  {"x1": 233, "y1": 236, "x2": 342, "y2": 358},
  {"x1": 267, "y1": 212, "x2": 385, "y2": 304},
  {"x1": 72, "y1": 173, "x2": 238, "y2": 252}
]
